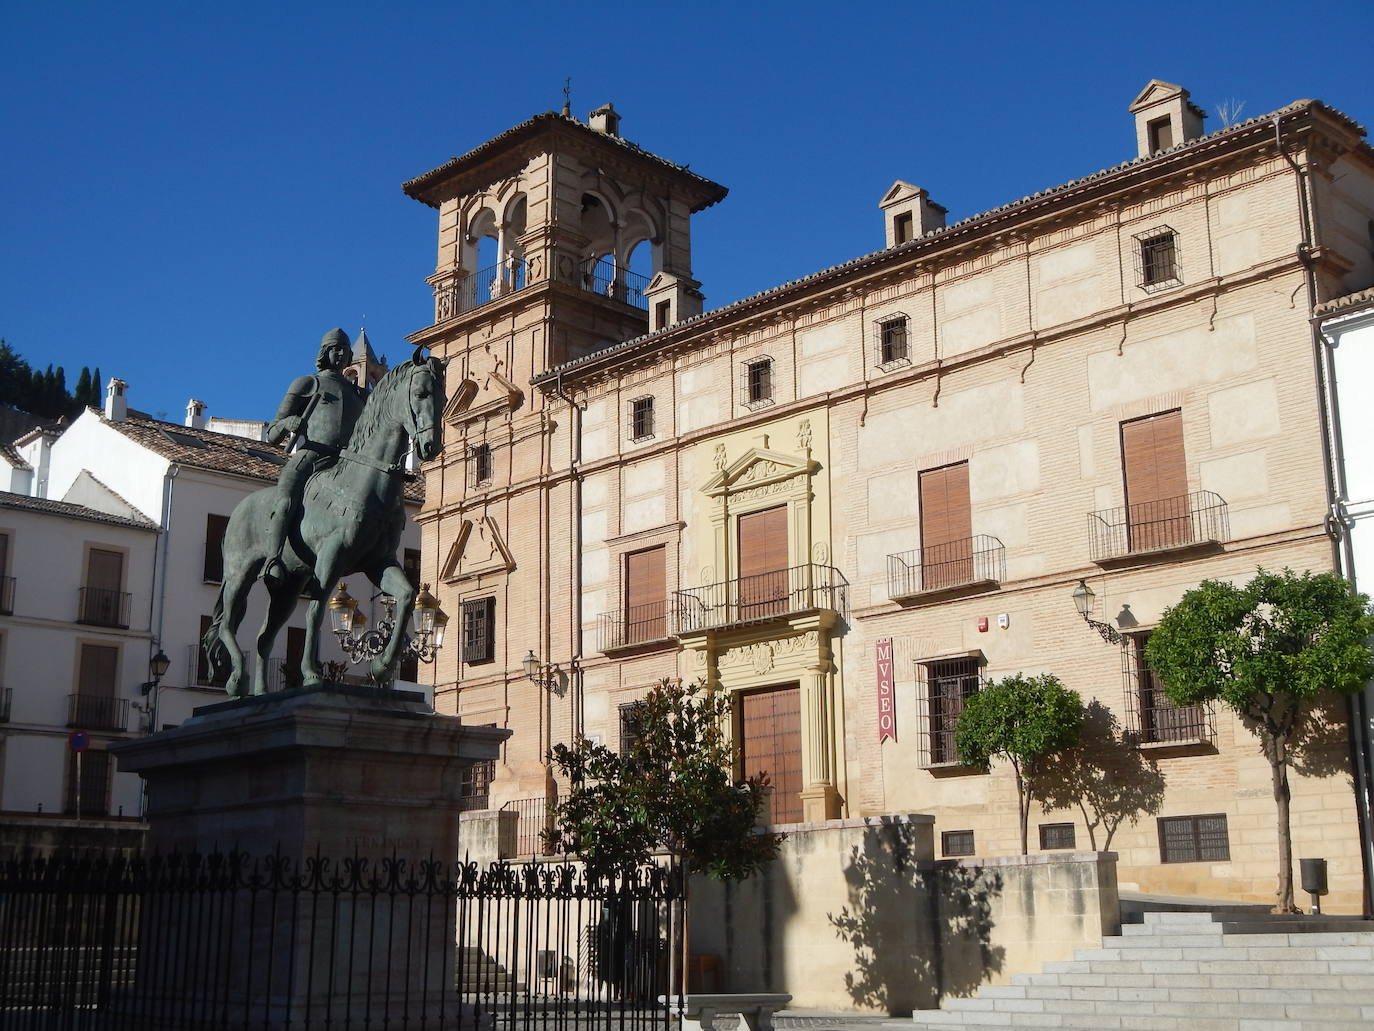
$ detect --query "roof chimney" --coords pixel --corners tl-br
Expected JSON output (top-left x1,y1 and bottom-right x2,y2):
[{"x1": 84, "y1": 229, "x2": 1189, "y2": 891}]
[
  {"x1": 104, "y1": 378, "x2": 128, "y2": 423},
  {"x1": 879, "y1": 181, "x2": 947, "y2": 248},
  {"x1": 588, "y1": 103, "x2": 621, "y2": 137},
  {"x1": 185, "y1": 399, "x2": 207, "y2": 429},
  {"x1": 1129, "y1": 80, "x2": 1206, "y2": 158}
]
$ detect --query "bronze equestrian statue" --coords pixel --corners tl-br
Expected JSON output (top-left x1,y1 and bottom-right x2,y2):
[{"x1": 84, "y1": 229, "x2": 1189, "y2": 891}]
[{"x1": 203, "y1": 334, "x2": 446, "y2": 697}]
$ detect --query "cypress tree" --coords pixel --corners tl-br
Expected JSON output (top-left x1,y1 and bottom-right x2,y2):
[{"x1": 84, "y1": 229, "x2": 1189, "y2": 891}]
[{"x1": 74, "y1": 367, "x2": 92, "y2": 406}]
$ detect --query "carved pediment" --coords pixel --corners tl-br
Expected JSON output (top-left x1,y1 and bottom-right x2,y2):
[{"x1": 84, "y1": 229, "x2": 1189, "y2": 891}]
[
  {"x1": 1129, "y1": 79, "x2": 1185, "y2": 112},
  {"x1": 702, "y1": 446, "x2": 817, "y2": 498},
  {"x1": 445, "y1": 347, "x2": 523, "y2": 426},
  {"x1": 441, "y1": 516, "x2": 515, "y2": 583},
  {"x1": 880, "y1": 180, "x2": 922, "y2": 207}
]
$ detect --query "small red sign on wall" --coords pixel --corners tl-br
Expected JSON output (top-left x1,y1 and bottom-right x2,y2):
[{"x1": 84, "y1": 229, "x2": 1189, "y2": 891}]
[{"x1": 876, "y1": 638, "x2": 896, "y2": 743}]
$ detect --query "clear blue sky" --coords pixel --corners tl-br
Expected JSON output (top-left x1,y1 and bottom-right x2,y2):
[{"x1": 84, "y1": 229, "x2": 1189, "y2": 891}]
[{"x1": 4, "y1": 2, "x2": 1373, "y2": 423}]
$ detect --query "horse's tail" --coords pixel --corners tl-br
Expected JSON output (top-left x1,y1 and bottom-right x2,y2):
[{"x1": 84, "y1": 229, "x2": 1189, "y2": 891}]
[{"x1": 202, "y1": 589, "x2": 231, "y2": 686}]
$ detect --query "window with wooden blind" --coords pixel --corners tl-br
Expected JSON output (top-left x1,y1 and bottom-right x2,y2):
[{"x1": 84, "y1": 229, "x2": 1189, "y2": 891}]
[
  {"x1": 65, "y1": 748, "x2": 113, "y2": 817},
  {"x1": 737, "y1": 506, "x2": 790, "y2": 620},
  {"x1": 462, "y1": 597, "x2": 496, "y2": 665},
  {"x1": 920, "y1": 462, "x2": 973, "y2": 590},
  {"x1": 73, "y1": 643, "x2": 123, "y2": 731},
  {"x1": 739, "y1": 684, "x2": 802, "y2": 825},
  {"x1": 630, "y1": 397, "x2": 655, "y2": 441},
  {"x1": 0, "y1": 532, "x2": 11, "y2": 614},
  {"x1": 81, "y1": 548, "x2": 127, "y2": 627},
  {"x1": 1121, "y1": 410, "x2": 1191, "y2": 552},
  {"x1": 469, "y1": 444, "x2": 493, "y2": 486},
  {"x1": 623, "y1": 546, "x2": 667, "y2": 644},
  {"x1": 203, "y1": 513, "x2": 229, "y2": 582}
]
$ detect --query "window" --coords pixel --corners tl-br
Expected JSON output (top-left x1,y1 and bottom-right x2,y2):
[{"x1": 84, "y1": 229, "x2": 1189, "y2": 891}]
[
  {"x1": 469, "y1": 443, "x2": 493, "y2": 486},
  {"x1": 0, "y1": 532, "x2": 12, "y2": 614},
  {"x1": 1123, "y1": 631, "x2": 1211, "y2": 745},
  {"x1": 920, "y1": 462, "x2": 973, "y2": 590},
  {"x1": 462, "y1": 597, "x2": 496, "y2": 665},
  {"x1": 1039, "y1": 822, "x2": 1076, "y2": 850},
  {"x1": 618, "y1": 701, "x2": 644, "y2": 755},
  {"x1": 81, "y1": 548, "x2": 127, "y2": 627},
  {"x1": 1134, "y1": 226, "x2": 1180, "y2": 291},
  {"x1": 737, "y1": 505, "x2": 790, "y2": 620},
  {"x1": 1147, "y1": 116, "x2": 1174, "y2": 153},
  {"x1": 917, "y1": 656, "x2": 982, "y2": 766},
  {"x1": 72, "y1": 643, "x2": 124, "y2": 732},
  {"x1": 654, "y1": 300, "x2": 672, "y2": 330},
  {"x1": 203, "y1": 514, "x2": 229, "y2": 583},
  {"x1": 460, "y1": 731, "x2": 496, "y2": 811},
  {"x1": 623, "y1": 546, "x2": 667, "y2": 644},
  {"x1": 1159, "y1": 814, "x2": 1230, "y2": 863},
  {"x1": 742, "y1": 357, "x2": 774, "y2": 409},
  {"x1": 942, "y1": 829, "x2": 975, "y2": 857},
  {"x1": 1121, "y1": 410, "x2": 1190, "y2": 552},
  {"x1": 630, "y1": 397, "x2": 655, "y2": 442},
  {"x1": 65, "y1": 748, "x2": 113, "y2": 817},
  {"x1": 197, "y1": 615, "x2": 228, "y2": 687},
  {"x1": 893, "y1": 211, "x2": 915, "y2": 245},
  {"x1": 876, "y1": 314, "x2": 910, "y2": 369}
]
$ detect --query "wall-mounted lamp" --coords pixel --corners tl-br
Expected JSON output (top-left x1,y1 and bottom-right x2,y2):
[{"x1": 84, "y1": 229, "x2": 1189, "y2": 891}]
[
  {"x1": 134, "y1": 647, "x2": 172, "y2": 733},
  {"x1": 521, "y1": 649, "x2": 569, "y2": 691},
  {"x1": 1072, "y1": 579, "x2": 1123, "y2": 646}
]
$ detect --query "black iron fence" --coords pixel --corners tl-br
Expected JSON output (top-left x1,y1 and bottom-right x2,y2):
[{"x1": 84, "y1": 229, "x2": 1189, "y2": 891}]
[
  {"x1": 500, "y1": 797, "x2": 558, "y2": 858},
  {"x1": 579, "y1": 261, "x2": 649, "y2": 310},
  {"x1": 0, "y1": 850, "x2": 682, "y2": 1031},
  {"x1": 1088, "y1": 490, "x2": 1228, "y2": 562},
  {"x1": 597, "y1": 601, "x2": 675, "y2": 652},
  {"x1": 675, "y1": 563, "x2": 849, "y2": 633},
  {"x1": 887, "y1": 535, "x2": 1005, "y2": 599},
  {"x1": 77, "y1": 587, "x2": 131, "y2": 629}
]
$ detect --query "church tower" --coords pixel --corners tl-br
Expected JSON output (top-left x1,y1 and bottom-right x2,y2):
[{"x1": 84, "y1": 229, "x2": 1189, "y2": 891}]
[
  {"x1": 402, "y1": 106, "x2": 726, "y2": 802},
  {"x1": 345, "y1": 327, "x2": 387, "y2": 391}
]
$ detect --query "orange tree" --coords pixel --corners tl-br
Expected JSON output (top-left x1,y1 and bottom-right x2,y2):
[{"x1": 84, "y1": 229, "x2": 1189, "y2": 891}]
[{"x1": 1146, "y1": 569, "x2": 1374, "y2": 913}]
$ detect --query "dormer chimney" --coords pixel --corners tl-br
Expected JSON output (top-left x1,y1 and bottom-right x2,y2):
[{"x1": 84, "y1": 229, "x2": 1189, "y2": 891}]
[
  {"x1": 185, "y1": 399, "x2": 207, "y2": 429},
  {"x1": 104, "y1": 378, "x2": 128, "y2": 423},
  {"x1": 879, "y1": 181, "x2": 947, "y2": 248},
  {"x1": 588, "y1": 103, "x2": 621, "y2": 137},
  {"x1": 1129, "y1": 80, "x2": 1206, "y2": 158}
]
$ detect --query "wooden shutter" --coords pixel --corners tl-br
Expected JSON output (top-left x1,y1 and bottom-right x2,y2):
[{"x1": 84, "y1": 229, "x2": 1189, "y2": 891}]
[
  {"x1": 203, "y1": 514, "x2": 229, "y2": 582},
  {"x1": 919, "y1": 463, "x2": 972, "y2": 589},
  {"x1": 0, "y1": 534, "x2": 10, "y2": 613},
  {"x1": 1122, "y1": 410, "x2": 1189, "y2": 551},
  {"x1": 74, "y1": 643, "x2": 120, "y2": 731},
  {"x1": 462, "y1": 597, "x2": 495, "y2": 665},
  {"x1": 83, "y1": 548, "x2": 125, "y2": 624},
  {"x1": 65, "y1": 749, "x2": 112, "y2": 816},
  {"x1": 739, "y1": 684, "x2": 802, "y2": 825},
  {"x1": 87, "y1": 549, "x2": 123, "y2": 591},
  {"x1": 737, "y1": 506, "x2": 789, "y2": 619},
  {"x1": 624, "y1": 546, "x2": 666, "y2": 643},
  {"x1": 0, "y1": 532, "x2": 8, "y2": 580}
]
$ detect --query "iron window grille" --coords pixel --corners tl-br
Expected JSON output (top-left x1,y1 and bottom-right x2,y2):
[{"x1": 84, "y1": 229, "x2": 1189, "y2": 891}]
[
  {"x1": 875, "y1": 313, "x2": 911, "y2": 370},
  {"x1": 461, "y1": 596, "x2": 496, "y2": 665},
  {"x1": 618, "y1": 701, "x2": 645, "y2": 755},
  {"x1": 629, "y1": 397, "x2": 655, "y2": 442},
  {"x1": 1039, "y1": 822, "x2": 1076, "y2": 850},
  {"x1": 914, "y1": 657, "x2": 983, "y2": 768},
  {"x1": 741, "y1": 357, "x2": 774, "y2": 410},
  {"x1": 1158, "y1": 813, "x2": 1230, "y2": 863},
  {"x1": 459, "y1": 759, "x2": 495, "y2": 811},
  {"x1": 1134, "y1": 226, "x2": 1181, "y2": 292},
  {"x1": 468, "y1": 443, "x2": 494, "y2": 487},
  {"x1": 942, "y1": 829, "x2": 975, "y2": 857},
  {"x1": 1122, "y1": 631, "x2": 1215, "y2": 746}
]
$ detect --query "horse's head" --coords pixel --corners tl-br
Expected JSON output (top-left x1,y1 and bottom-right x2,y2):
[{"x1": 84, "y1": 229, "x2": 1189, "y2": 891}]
[{"x1": 405, "y1": 349, "x2": 446, "y2": 461}]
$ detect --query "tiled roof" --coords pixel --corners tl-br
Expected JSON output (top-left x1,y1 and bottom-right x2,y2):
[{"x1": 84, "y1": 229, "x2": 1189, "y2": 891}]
[
  {"x1": 402, "y1": 112, "x2": 728, "y2": 213},
  {"x1": 0, "y1": 442, "x2": 29, "y2": 470},
  {"x1": 0, "y1": 490, "x2": 158, "y2": 531},
  {"x1": 105, "y1": 410, "x2": 425, "y2": 504},
  {"x1": 1314, "y1": 287, "x2": 1374, "y2": 318},
  {"x1": 533, "y1": 98, "x2": 1367, "y2": 385}
]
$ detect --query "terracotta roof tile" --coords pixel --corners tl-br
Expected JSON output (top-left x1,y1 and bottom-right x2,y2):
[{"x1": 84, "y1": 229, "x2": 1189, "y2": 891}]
[
  {"x1": 0, "y1": 490, "x2": 158, "y2": 531},
  {"x1": 0, "y1": 442, "x2": 29, "y2": 470},
  {"x1": 1315, "y1": 286, "x2": 1374, "y2": 318}
]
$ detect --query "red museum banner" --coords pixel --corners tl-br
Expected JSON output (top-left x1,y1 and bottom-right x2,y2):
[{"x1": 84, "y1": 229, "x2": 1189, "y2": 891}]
[{"x1": 876, "y1": 637, "x2": 896, "y2": 743}]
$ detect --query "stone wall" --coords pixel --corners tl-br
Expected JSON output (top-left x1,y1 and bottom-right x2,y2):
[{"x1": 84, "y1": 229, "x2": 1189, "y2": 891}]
[{"x1": 689, "y1": 815, "x2": 1119, "y2": 1015}]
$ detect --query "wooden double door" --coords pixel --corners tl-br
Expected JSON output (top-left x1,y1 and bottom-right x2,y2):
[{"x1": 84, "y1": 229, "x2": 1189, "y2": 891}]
[{"x1": 739, "y1": 683, "x2": 802, "y2": 825}]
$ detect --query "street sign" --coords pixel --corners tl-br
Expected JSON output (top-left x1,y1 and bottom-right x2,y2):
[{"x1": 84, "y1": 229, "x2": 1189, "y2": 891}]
[{"x1": 68, "y1": 730, "x2": 90, "y2": 752}]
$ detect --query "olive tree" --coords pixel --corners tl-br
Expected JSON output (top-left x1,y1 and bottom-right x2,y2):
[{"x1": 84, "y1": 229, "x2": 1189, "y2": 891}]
[
  {"x1": 1146, "y1": 569, "x2": 1374, "y2": 912},
  {"x1": 955, "y1": 673, "x2": 1084, "y2": 855}
]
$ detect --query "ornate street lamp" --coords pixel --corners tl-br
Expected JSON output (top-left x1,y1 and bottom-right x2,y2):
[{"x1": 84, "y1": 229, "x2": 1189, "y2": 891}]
[
  {"x1": 329, "y1": 581, "x2": 448, "y2": 668},
  {"x1": 1072, "y1": 578, "x2": 1123, "y2": 646}
]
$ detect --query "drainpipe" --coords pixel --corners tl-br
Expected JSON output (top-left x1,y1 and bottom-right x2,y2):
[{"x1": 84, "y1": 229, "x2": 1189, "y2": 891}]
[
  {"x1": 139, "y1": 462, "x2": 178, "y2": 817},
  {"x1": 1278, "y1": 113, "x2": 1374, "y2": 915},
  {"x1": 550, "y1": 371, "x2": 584, "y2": 738}
]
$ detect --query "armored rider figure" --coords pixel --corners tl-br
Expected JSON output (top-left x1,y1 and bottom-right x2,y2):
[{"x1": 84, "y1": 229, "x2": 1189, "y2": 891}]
[{"x1": 262, "y1": 328, "x2": 367, "y2": 586}]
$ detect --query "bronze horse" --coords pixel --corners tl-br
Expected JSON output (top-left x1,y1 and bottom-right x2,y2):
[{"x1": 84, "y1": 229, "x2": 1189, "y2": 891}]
[{"x1": 204, "y1": 351, "x2": 445, "y2": 696}]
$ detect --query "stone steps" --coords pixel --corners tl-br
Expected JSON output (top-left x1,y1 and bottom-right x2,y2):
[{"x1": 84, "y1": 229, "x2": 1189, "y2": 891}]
[{"x1": 910, "y1": 909, "x2": 1374, "y2": 1030}]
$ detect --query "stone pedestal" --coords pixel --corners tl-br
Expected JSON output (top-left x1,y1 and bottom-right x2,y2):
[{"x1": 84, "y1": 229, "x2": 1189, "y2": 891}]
[{"x1": 109, "y1": 684, "x2": 508, "y2": 1029}]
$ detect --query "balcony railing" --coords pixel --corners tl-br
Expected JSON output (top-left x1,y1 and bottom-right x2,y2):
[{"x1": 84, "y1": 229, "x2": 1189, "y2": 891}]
[
  {"x1": 500, "y1": 795, "x2": 557, "y2": 857},
  {"x1": 598, "y1": 600, "x2": 675, "y2": 652},
  {"x1": 1089, "y1": 491, "x2": 1228, "y2": 562},
  {"x1": 0, "y1": 687, "x2": 10, "y2": 722},
  {"x1": 887, "y1": 535, "x2": 1005, "y2": 600},
  {"x1": 66, "y1": 694, "x2": 129, "y2": 732},
  {"x1": 435, "y1": 257, "x2": 529, "y2": 319},
  {"x1": 579, "y1": 260, "x2": 650, "y2": 311},
  {"x1": 0, "y1": 575, "x2": 13, "y2": 615},
  {"x1": 675, "y1": 563, "x2": 849, "y2": 634},
  {"x1": 77, "y1": 586, "x2": 131, "y2": 628}
]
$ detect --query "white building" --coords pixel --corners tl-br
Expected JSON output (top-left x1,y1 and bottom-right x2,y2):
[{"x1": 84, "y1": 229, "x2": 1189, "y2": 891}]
[{"x1": 0, "y1": 349, "x2": 428, "y2": 836}]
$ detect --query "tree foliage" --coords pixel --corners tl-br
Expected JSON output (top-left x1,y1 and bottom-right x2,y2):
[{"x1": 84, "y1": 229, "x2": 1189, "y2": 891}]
[
  {"x1": 1146, "y1": 568, "x2": 1374, "y2": 911},
  {"x1": 955, "y1": 673, "x2": 1083, "y2": 854},
  {"x1": 0, "y1": 340, "x2": 87, "y2": 419},
  {"x1": 547, "y1": 678, "x2": 782, "y2": 881}
]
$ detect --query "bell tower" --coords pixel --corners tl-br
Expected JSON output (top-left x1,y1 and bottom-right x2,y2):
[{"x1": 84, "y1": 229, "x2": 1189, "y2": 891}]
[{"x1": 402, "y1": 107, "x2": 726, "y2": 801}]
